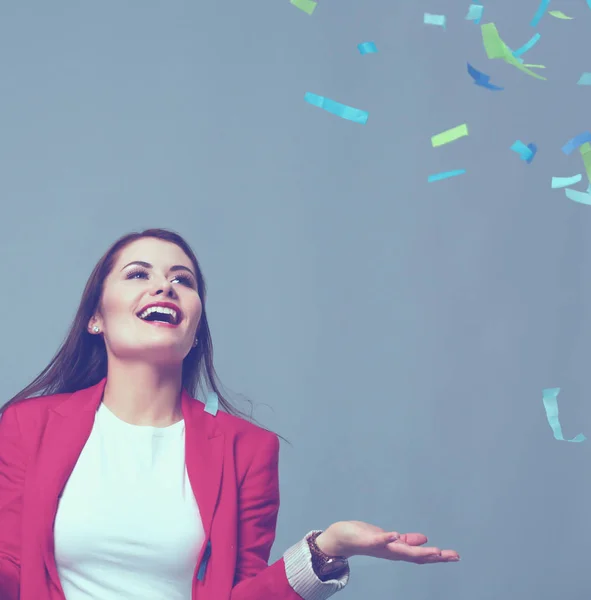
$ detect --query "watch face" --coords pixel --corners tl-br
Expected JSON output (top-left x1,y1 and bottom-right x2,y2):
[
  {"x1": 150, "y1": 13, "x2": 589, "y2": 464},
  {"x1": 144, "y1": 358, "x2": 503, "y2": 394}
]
[{"x1": 321, "y1": 559, "x2": 347, "y2": 574}]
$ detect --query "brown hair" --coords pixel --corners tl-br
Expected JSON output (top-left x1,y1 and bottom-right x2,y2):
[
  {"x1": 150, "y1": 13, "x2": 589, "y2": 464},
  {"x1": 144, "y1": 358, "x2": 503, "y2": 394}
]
[{"x1": 0, "y1": 228, "x2": 289, "y2": 444}]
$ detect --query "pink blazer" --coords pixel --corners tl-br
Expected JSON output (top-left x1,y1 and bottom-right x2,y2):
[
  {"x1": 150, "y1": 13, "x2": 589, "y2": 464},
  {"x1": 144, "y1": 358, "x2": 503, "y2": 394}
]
[{"x1": 0, "y1": 378, "x2": 303, "y2": 600}]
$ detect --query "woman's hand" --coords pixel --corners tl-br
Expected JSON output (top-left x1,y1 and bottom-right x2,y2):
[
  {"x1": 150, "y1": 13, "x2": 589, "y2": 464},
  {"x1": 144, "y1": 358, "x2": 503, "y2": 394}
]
[{"x1": 315, "y1": 520, "x2": 460, "y2": 564}]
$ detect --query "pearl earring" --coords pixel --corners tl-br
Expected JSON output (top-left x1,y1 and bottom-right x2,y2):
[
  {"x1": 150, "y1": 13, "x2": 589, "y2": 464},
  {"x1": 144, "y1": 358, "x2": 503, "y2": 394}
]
[
  {"x1": 193, "y1": 337, "x2": 198, "y2": 347},
  {"x1": 92, "y1": 326, "x2": 100, "y2": 333}
]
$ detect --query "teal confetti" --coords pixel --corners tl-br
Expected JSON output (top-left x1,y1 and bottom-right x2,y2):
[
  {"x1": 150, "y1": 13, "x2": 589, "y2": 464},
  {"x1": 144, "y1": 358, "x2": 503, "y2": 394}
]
[
  {"x1": 577, "y1": 73, "x2": 591, "y2": 86},
  {"x1": 551, "y1": 174, "x2": 582, "y2": 189},
  {"x1": 304, "y1": 92, "x2": 369, "y2": 124},
  {"x1": 513, "y1": 33, "x2": 541, "y2": 57},
  {"x1": 565, "y1": 187, "x2": 591, "y2": 205},
  {"x1": 530, "y1": 0, "x2": 551, "y2": 27},
  {"x1": 358, "y1": 41, "x2": 377, "y2": 55},
  {"x1": 427, "y1": 169, "x2": 466, "y2": 183},
  {"x1": 511, "y1": 140, "x2": 533, "y2": 162},
  {"x1": 203, "y1": 392, "x2": 219, "y2": 416},
  {"x1": 424, "y1": 13, "x2": 446, "y2": 28},
  {"x1": 465, "y1": 4, "x2": 484, "y2": 23},
  {"x1": 542, "y1": 388, "x2": 585, "y2": 442}
]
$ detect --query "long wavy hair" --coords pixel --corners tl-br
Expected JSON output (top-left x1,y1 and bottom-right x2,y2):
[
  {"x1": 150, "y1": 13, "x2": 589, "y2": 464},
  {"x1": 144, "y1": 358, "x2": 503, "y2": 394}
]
[{"x1": 0, "y1": 228, "x2": 289, "y2": 444}]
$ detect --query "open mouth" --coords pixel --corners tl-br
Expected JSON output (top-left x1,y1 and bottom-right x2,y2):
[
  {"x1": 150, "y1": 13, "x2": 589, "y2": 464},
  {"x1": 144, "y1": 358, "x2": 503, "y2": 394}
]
[{"x1": 136, "y1": 307, "x2": 180, "y2": 326}]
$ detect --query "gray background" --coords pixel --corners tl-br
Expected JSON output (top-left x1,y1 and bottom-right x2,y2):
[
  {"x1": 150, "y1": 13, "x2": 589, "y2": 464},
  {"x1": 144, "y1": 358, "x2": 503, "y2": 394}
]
[{"x1": 1, "y1": 0, "x2": 589, "y2": 597}]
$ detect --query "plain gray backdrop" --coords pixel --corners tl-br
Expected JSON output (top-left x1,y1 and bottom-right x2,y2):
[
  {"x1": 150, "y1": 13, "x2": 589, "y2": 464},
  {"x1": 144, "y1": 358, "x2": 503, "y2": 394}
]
[{"x1": 1, "y1": 0, "x2": 590, "y2": 597}]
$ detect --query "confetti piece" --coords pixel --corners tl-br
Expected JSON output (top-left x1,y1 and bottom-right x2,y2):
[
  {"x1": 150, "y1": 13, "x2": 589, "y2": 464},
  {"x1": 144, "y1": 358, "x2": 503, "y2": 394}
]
[
  {"x1": 424, "y1": 13, "x2": 446, "y2": 28},
  {"x1": 513, "y1": 33, "x2": 541, "y2": 57},
  {"x1": 542, "y1": 388, "x2": 586, "y2": 442},
  {"x1": 510, "y1": 140, "x2": 535, "y2": 162},
  {"x1": 427, "y1": 169, "x2": 466, "y2": 183},
  {"x1": 290, "y1": 0, "x2": 317, "y2": 15},
  {"x1": 523, "y1": 64, "x2": 546, "y2": 69},
  {"x1": 548, "y1": 10, "x2": 572, "y2": 19},
  {"x1": 467, "y1": 62, "x2": 504, "y2": 90},
  {"x1": 358, "y1": 41, "x2": 377, "y2": 55},
  {"x1": 530, "y1": 0, "x2": 551, "y2": 27},
  {"x1": 304, "y1": 92, "x2": 369, "y2": 124},
  {"x1": 580, "y1": 143, "x2": 591, "y2": 182},
  {"x1": 577, "y1": 73, "x2": 591, "y2": 85},
  {"x1": 481, "y1": 23, "x2": 547, "y2": 80},
  {"x1": 525, "y1": 143, "x2": 538, "y2": 164},
  {"x1": 561, "y1": 132, "x2": 591, "y2": 155},
  {"x1": 566, "y1": 187, "x2": 591, "y2": 205},
  {"x1": 431, "y1": 124, "x2": 468, "y2": 147},
  {"x1": 551, "y1": 174, "x2": 582, "y2": 188},
  {"x1": 465, "y1": 4, "x2": 484, "y2": 23},
  {"x1": 203, "y1": 392, "x2": 219, "y2": 416}
]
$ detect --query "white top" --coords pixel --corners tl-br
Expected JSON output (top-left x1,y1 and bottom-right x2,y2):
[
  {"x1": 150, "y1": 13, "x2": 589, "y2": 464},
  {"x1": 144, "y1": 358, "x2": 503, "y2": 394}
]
[
  {"x1": 52, "y1": 400, "x2": 349, "y2": 600},
  {"x1": 54, "y1": 402, "x2": 205, "y2": 600}
]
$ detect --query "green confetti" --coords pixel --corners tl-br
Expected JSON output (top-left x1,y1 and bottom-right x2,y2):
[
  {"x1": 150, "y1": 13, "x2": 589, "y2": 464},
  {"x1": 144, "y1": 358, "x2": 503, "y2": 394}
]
[
  {"x1": 548, "y1": 10, "x2": 573, "y2": 19},
  {"x1": 290, "y1": 0, "x2": 317, "y2": 15}
]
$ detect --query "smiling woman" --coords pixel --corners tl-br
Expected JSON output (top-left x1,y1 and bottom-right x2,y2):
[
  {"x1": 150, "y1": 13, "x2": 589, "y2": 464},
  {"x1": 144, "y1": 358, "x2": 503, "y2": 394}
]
[
  {"x1": 0, "y1": 228, "x2": 458, "y2": 600},
  {"x1": 1, "y1": 229, "x2": 273, "y2": 426}
]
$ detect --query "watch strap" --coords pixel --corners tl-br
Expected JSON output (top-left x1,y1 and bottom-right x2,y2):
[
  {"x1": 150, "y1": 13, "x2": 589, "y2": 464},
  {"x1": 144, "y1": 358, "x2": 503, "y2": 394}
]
[{"x1": 307, "y1": 531, "x2": 350, "y2": 581}]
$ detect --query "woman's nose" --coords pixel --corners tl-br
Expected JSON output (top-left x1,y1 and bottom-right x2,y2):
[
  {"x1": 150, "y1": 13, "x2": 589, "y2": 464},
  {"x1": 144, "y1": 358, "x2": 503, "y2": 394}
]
[{"x1": 151, "y1": 278, "x2": 174, "y2": 296}]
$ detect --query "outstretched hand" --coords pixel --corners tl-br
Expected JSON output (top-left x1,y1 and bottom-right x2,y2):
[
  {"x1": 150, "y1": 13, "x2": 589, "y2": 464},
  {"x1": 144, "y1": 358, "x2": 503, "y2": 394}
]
[{"x1": 317, "y1": 520, "x2": 460, "y2": 565}]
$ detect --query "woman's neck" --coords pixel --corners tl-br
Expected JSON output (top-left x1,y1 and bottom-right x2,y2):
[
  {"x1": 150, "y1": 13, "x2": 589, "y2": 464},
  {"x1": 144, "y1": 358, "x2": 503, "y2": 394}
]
[{"x1": 101, "y1": 363, "x2": 183, "y2": 427}]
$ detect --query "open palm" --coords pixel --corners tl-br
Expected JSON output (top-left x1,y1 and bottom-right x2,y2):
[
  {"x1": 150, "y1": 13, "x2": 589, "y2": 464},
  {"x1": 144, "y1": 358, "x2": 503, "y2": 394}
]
[{"x1": 329, "y1": 520, "x2": 460, "y2": 565}]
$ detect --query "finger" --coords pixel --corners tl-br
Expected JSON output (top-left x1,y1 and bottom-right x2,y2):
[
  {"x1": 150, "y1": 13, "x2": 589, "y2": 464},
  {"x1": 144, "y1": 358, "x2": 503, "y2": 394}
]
[
  {"x1": 417, "y1": 553, "x2": 460, "y2": 564},
  {"x1": 394, "y1": 545, "x2": 443, "y2": 560},
  {"x1": 413, "y1": 550, "x2": 460, "y2": 564},
  {"x1": 398, "y1": 533, "x2": 428, "y2": 546},
  {"x1": 384, "y1": 531, "x2": 401, "y2": 544}
]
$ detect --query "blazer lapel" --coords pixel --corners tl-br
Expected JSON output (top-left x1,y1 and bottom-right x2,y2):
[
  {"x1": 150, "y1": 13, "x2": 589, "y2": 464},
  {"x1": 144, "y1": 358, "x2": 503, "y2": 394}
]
[
  {"x1": 181, "y1": 389, "x2": 224, "y2": 541},
  {"x1": 38, "y1": 378, "x2": 107, "y2": 592},
  {"x1": 36, "y1": 378, "x2": 224, "y2": 593}
]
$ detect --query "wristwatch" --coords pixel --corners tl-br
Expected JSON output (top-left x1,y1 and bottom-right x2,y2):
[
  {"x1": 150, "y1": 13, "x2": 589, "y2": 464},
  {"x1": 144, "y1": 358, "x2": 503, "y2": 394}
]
[{"x1": 307, "y1": 531, "x2": 350, "y2": 582}]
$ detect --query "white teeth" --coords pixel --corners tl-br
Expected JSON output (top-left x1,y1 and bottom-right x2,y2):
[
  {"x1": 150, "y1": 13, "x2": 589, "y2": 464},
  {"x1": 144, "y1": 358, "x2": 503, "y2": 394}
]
[{"x1": 138, "y1": 306, "x2": 178, "y2": 323}]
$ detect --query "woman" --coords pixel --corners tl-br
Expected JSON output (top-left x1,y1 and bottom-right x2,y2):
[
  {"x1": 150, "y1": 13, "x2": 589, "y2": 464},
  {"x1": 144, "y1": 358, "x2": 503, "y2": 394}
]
[{"x1": 0, "y1": 228, "x2": 459, "y2": 600}]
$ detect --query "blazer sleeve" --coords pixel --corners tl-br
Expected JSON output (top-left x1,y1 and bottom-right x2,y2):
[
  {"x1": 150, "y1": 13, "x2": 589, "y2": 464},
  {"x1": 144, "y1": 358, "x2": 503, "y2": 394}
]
[
  {"x1": 0, "y1": 405, "x2": 27, "y2": 600},
  {"x1": 230, "y1": 433, "x2": 348, "y2": 600}
]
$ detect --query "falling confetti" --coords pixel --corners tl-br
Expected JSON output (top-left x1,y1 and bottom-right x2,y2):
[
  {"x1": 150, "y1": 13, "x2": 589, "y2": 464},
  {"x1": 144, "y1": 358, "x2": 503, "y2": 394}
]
[
  {"x1": 542, "y1": 388, "x2": 586, "y2": 442},
  {"x1": 290, "y1": 0, "x2": 317, "y2": 15},
  {"x1": 358, "y1": 42, "x2": 377, "y2": 55},
  {"x1": 427, "y1": 169, "x2": 466, "y2": 183},
  {"x1": 467, "y1": 63, "x2": 504, "y2": 90},
  {"x1": 551, "y1": 174, "x2": 582, "y2": 189},
  {"x1": 530, "y1": 0, "x2": 551, "y2": 27},
  {"x1": 304, "y1": 92, "x2": 369, "y2": 124},
  {"x1": 431, "y1": 124, "x2": 469, "y2": 147},
  {"x1": 424, "y1": 13, "x2": 446, "y2": 28},
  {"x1": 548, "y1": 10, "x2": 573, "y2": 20}
]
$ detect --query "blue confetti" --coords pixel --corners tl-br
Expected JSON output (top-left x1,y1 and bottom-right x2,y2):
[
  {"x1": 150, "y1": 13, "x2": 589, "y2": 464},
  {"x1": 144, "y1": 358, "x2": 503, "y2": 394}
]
[
  {"x1": 511, "y1": 140, "x2": 535, "y2": 162},
  {"x1": 530, "y1": 0, "x2": 551, "y2": 27},
  {"x1": 561, "y1": 132, "x2": 591, "y2": 156},
  {"x1": 467, "y1": 63, "x2": 504, "y2": 91},
  {"x1": 513, "y1": 33, "x2": 541, "y2": 57},
  {"x1": 304, "y1": 92, "x2": 369, "y2": 124},
  {"x1": 525, "y1": 143, "x2": 538, "y2": 164},
  {"x1": 427, "y1": 169, "x2": 466, "y2": 183},
  {"x1": 358, "y1": 41, "x2": 377, "y2": 55}
]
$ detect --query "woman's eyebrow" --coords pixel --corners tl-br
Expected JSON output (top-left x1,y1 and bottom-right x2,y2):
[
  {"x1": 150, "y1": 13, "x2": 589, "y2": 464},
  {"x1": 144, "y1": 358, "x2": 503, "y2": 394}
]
[{"x1": 120, "y1": 261, "x2": 196, "y2": 278}]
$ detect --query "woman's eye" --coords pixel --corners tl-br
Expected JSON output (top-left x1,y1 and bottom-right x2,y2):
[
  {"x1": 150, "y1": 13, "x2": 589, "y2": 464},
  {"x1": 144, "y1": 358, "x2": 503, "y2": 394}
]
[
  {"x1": 127, "y1": 270, "x2": 194, "y2": 287},
  {"x1": 173, "y1": 275, "x2": 195, "y2": 286}
]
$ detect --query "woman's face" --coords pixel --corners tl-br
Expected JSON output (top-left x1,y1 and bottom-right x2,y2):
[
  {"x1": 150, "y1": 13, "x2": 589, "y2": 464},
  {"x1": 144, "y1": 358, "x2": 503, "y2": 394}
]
[{"x1": 89, "y1": 238, "x2": 203, "y2": 365}]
